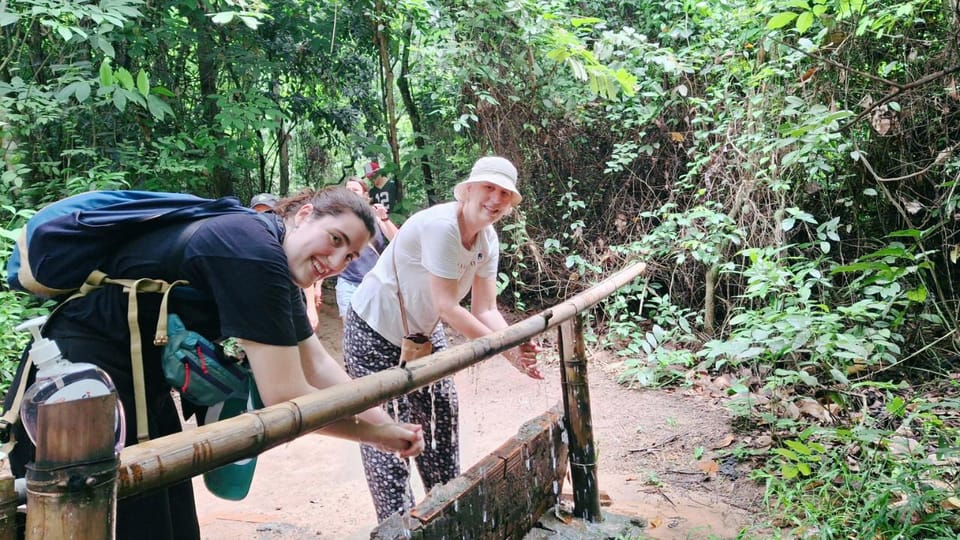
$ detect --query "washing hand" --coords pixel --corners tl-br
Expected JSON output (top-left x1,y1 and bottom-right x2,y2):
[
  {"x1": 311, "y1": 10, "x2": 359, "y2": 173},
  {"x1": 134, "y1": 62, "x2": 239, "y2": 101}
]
[
  {"x1": 373, "y1": 422, "x2": 424, "y2": 458},
  {"x1": 504, "y1": 341, "x2": 544, "y2": 380}
]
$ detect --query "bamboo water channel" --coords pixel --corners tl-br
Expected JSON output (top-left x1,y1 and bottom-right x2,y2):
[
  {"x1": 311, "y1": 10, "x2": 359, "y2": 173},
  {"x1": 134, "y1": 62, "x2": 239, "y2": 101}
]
[{"x1": 0, "y1": 260, "x2": 646, "y2": 539}]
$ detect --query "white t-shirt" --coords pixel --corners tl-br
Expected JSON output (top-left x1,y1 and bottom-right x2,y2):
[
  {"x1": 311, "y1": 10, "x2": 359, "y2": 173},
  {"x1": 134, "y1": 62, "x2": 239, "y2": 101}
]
[{"x1": 350, "y1": 202, "x2": 500, "y2": 347}]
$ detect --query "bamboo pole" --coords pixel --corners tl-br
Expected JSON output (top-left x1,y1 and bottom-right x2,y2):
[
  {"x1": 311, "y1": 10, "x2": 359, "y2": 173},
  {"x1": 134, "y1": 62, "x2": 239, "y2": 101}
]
[
  {"x1": 117, "y1": 261, "x2": 646, "y2": 499},
  {"x1": 26, "y1": 394, "x2": 117, "y2": 540},
  {"x1": 0, "y1": 472, "x2": 16, "y2": 540},
  {"x1": 559, "y1": 315, "x2": 602, "y2": 521}
]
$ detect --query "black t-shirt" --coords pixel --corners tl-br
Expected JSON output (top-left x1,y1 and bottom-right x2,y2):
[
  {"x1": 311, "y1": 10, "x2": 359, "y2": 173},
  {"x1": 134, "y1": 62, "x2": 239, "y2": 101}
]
[
  {"x1": 369, "y1": 179, "x2": 399, "y2": 213},
  {"x1": 47, "y1": 212, "x2": 312, "y2": 389}
]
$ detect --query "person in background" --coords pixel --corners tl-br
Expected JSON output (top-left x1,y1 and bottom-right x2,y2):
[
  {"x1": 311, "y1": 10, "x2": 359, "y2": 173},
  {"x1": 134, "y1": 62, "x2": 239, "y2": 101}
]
[
  {"x1": 250, "y1": 193, "x2": 322, "y2": 331},
  {"x1": 343, "y1": 156, "x2": 542, "y2": 521},
  {"x1": 249, "y1": 192, "x2": 277, "y2": 213},
  {"x1": 364, "y1": 161, "x2": 399, "y2": 214},
  {"x1": 335, "y1": 176, "x2": 398, "y2": 321},
  {"x1": 6, "y1": 187, "x2": 425, "y2": 540}
]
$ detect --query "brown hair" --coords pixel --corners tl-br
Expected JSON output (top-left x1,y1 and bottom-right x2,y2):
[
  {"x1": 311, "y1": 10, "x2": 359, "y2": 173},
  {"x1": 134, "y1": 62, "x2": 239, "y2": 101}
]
[
  {"x1": 274, "y1": 187, "x2": 376, "y2": 238},
  {"x1": 344, "y1": 176, "x2": 370, "y2": 196}
]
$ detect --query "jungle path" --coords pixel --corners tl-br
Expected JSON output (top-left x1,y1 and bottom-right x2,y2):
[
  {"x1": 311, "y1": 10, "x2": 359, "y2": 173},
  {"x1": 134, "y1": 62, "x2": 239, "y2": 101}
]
[{"x1": 193, "y1": 288, "x2": 763, "y2": 539}]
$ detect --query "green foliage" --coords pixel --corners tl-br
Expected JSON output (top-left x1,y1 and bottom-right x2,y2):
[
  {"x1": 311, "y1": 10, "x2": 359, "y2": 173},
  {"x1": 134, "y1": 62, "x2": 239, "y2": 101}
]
[
  {"x1": 543, "y1": 23, "x2": 638, "y2": 100},
  {"x1": 497, "y1": 214, "x2": 533, "y2": 312},
  {"x1": 699, "y1": 217, "x2": 935, "y2": 386},
  {"x1": 755, "y1": 394, "x2": 960, "y2": 537},
  {"x1": 635, "y1": 203, "x2": 743, "y2": 267},
  {"x1": 607, "y1": 284, "x2": 702, "y2": 388},
  {"x1": 771, "y1": 432, "x2": 825, "y2": 479},
  {"x1": 0, "y1": 205, "x2": 49, "y2": 394}
]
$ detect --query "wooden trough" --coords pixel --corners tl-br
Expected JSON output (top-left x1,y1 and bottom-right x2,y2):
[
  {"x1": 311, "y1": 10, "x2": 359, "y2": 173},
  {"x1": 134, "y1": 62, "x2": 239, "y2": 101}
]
[{"x1": 372, "y1": 405, "x2": 568, "y2": 540}]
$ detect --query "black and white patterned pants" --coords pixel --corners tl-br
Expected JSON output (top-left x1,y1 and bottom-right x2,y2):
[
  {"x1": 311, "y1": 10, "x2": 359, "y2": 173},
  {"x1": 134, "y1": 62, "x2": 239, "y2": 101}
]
[{"x1": 343, "y1": 307, "x2": 460, "y2": 521}]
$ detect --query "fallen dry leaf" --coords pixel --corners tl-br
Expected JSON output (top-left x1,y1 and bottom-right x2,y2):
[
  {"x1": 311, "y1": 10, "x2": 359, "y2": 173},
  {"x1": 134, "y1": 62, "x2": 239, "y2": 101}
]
[
  {"x1": 697, "y1": 459, "x2": 719, "y2": 475},
  {"x1": 797, "y1": 397, "x2": 832, "y2": 423},
  {"x1": 846, "y1": 360, "x2": 872, "y2": 375},
  {"x1": 784, "y1": 401, "x2": 801, "y2": 420},
  {"x1": 887, "y1": 436, "x2": 921, "y2": 457},
  {"x1": 752, "y1": 435, "x2": 772, "y2": 449},
  {"x1": 942, "y1": 496, "x2": 960, "y2": 510},
  {"x1": 712, "y1": 374, "x2": 732, "y2": 390},
  {"x1": 888, "y1": 491, "x2": 909, "y2": 509},
  {"x1": 711, "y1": 433, "x2": 736, "y2": 450},
  {"x1": 927, "y1": 453, "x2": 960, "y2": 466},
  {"x1": 649, "y1": 515, "x2": 664, "y2": 528}
]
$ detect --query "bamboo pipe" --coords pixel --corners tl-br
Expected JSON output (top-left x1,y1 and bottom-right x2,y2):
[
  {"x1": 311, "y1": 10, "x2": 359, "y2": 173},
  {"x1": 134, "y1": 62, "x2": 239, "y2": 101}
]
[
  {"x1": 559, "y1": 315, "x2": 602, "y2": 521},
  {"x1": 117, "y1": 261, "x2": 646, "y2": 498},
  {"x1": 26, "y1": 394, "x2": 117, "y2": 540},
  {"x1": 0, "y1": 459, "x2": 17, "y2": 540}
]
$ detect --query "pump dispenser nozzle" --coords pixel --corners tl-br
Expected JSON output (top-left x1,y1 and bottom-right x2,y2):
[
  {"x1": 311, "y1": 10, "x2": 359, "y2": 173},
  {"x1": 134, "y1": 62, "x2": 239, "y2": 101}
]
[{"x1": 15, "y1": 316, "x2": 62, "y2": 369}]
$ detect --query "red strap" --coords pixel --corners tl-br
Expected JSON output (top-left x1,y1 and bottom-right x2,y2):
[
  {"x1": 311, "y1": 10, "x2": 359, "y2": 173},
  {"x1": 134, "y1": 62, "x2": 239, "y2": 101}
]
[
  {"x1": 181, "y1": 362, "x2": 191, "y2": 393},
  {"x1": 196, "y1": 345, "x2": 210, "y2": 373}
]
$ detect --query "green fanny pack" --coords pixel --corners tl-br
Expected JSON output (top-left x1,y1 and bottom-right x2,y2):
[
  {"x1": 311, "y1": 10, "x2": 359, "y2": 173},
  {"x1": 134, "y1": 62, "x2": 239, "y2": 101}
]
[
  {"x1": 162, "y1": 314, "x2": 262, "y2": 500},
  {"x1": 162, "y1": 314, "x2": 250, "y2": 406}
]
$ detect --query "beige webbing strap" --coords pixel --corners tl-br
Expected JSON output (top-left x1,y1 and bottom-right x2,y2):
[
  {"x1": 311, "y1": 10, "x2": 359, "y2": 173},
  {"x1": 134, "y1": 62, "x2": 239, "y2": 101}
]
[
  {"x1": 125, "y1": 278, "x2": 152, "y2": 443},
  {"x1": 116, "y1": 277, "x2": 187, "y2": 443},
  {"x1": 3, "y1": 269, "x2": 189, "y2": 451},
  {"x1": 0, "y1": 354, "x2": 33, "y2": 457},
  {"x1": 153, "y1": 279, "x2": 188, "y2": 345},
  {"x1": 0, "y1": 271, "x2": 118, "y2": 455}
]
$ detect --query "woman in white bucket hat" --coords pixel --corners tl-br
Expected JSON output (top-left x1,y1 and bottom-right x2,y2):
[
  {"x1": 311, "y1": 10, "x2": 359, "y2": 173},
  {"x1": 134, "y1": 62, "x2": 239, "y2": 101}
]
[{"x1": 343, "y1": 155, "x2": 542, "y2": 521}]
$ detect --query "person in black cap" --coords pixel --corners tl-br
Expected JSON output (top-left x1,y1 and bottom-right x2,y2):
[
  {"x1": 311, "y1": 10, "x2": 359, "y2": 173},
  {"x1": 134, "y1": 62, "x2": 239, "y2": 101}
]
[{"x1": 249, "y1": 193, "x2": 278, "y2": 212}]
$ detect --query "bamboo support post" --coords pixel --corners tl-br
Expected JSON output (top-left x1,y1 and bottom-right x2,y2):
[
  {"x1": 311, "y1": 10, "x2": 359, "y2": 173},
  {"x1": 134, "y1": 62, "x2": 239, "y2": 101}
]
[
  {"x1": 26, "y1": 394, "x2": 118, "y2": 540},
  {"x1": 0, "y1": 468, "x2": 17, "y2": 540},
  {"x1": 117, "y1": 261, "x2": 646, "y2": 500},
  {"x1": 558, "y1": 315, "x2": 602, "y2": 521}
]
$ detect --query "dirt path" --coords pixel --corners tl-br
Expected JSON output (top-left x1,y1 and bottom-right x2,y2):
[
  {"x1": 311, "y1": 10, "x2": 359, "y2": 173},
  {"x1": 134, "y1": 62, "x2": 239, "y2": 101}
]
[{"x1": 194, "y1": 288, "x2": 764, "y2": 539}]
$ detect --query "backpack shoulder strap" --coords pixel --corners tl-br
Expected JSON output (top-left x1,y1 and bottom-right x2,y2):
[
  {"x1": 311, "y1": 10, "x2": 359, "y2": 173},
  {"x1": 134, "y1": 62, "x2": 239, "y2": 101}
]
[{"x1": 0, "y1": 352, "x2": 33, "y2": 457}]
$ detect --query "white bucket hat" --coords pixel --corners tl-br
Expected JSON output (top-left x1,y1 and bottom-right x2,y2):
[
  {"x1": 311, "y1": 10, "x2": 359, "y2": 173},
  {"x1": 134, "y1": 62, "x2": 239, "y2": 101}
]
[{"x1": 453, "y1": 156, "x2": 522, "y2": 207}]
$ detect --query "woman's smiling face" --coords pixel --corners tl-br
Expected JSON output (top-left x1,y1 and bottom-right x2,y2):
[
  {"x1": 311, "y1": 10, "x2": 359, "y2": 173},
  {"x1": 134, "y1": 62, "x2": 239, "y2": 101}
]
[
  {"x1": 461, "y1": 181, "x2": 515, "y2": 225},
  {"x1": 283, "y1": 204, "x2": 371, "y2": 287}
]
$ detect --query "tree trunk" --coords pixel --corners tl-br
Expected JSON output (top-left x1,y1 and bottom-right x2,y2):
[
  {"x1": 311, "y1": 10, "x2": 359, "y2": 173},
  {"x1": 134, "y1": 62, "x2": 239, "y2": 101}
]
[
  {"x1": 373, "y1": 0, "x2": 403, "y2": 200},
  {"x1": 278, "y1": 120, "x2": 290, "y2": 197},
  {"x1": 398, "y1": 25, "x2": 436, "y2": 204},
  {"x1": 189, "y1": 7, "x2": 232, "y2": 196},
  {"x1": 257, "y1": 131, "x2": 267, "y2": 193}
]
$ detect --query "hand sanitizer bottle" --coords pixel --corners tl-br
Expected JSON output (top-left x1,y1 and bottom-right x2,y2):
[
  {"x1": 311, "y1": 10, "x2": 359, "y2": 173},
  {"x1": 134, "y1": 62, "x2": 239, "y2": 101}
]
[{"x1": 17, "y1": 316, "x2": 126, "y2": 454}]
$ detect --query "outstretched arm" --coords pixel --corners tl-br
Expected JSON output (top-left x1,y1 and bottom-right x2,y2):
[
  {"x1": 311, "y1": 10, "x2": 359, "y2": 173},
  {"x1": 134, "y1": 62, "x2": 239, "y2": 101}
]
[
  {"x1": 239, "y1": 336, "x2": 424, "y2": 457},
  {"x1": 427, "y1": 273, "x2": 542, "y2": 379},
  {"x1": 372, "y1": 203, "x2": 399, "y2": 241}
]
